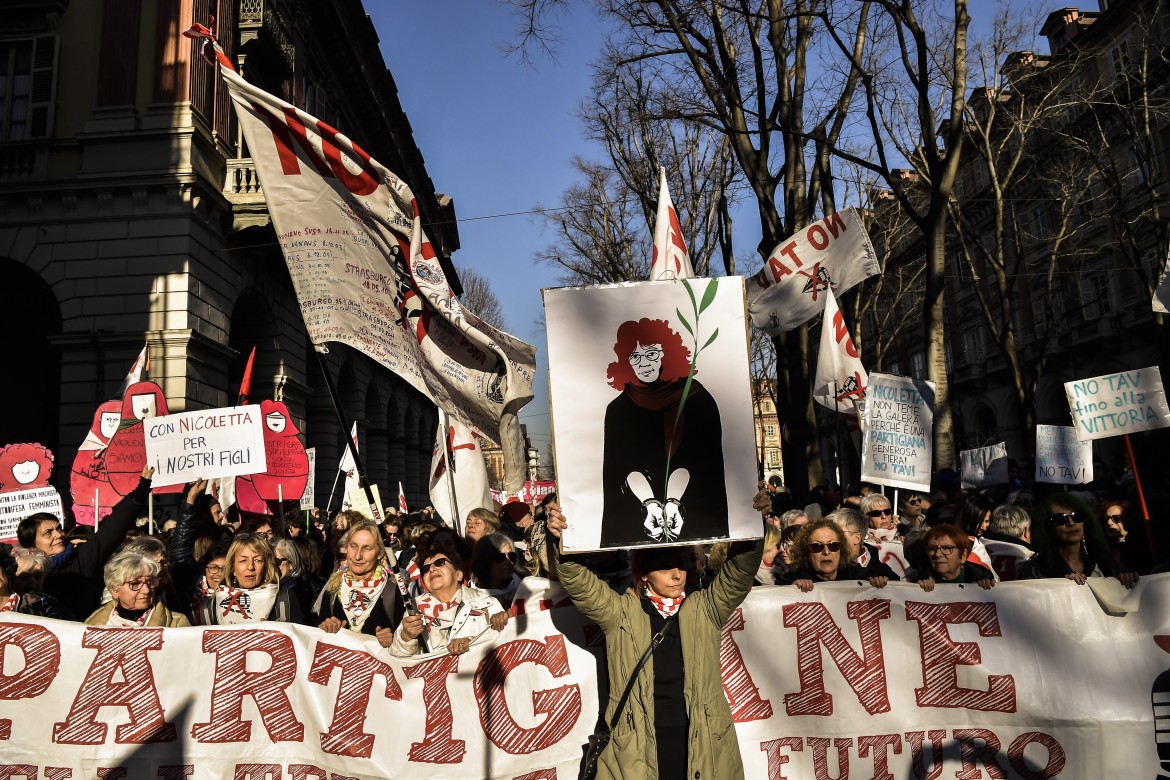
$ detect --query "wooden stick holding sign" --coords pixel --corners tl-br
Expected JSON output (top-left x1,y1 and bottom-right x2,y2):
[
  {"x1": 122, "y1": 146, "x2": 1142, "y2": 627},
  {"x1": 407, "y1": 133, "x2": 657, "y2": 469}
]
[{"x1": 1123, "y1": 434, "x2": 1154, "y2": 555}]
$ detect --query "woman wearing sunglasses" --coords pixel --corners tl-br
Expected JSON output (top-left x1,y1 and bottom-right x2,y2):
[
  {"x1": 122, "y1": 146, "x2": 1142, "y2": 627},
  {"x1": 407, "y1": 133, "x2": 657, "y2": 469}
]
[
  {"x1": 859, "y1": 494, "x2": 898, "y2": 544},
  {"x1": 779, "y1": 518, "x2": 894, "y2": 592},
  {"x1": 87, "y1": 550, "x2": 190, "y2": 627},
  {"x1": 908, "y1": 524, "x2": 995, "y2": 591},
  {"x1": 470, "y1": 532, "x2": 522, "y2": 610},
  {"x1": 390, "y1": 545, "x2": 507, "y2": 657},
  {"x1": 1018, "y1": 493, "x2": 1139, "y2": 587}
]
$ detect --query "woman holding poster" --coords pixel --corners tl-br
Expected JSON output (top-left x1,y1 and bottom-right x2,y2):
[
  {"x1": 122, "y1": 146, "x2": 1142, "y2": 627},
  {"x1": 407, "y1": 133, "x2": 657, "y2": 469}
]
[
  {"x1": 546, "y1": 488, "x2": 767, "y2": 780},
  {"x1": 599, "y1": 318, "x2": 728, "y2": 548}
]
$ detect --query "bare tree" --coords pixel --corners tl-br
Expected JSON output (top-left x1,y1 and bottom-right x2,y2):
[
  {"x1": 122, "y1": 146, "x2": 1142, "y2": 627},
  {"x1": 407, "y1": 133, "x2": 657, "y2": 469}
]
[{"x1": 456, "y1": 264, "x2": 509, "y2": 332}]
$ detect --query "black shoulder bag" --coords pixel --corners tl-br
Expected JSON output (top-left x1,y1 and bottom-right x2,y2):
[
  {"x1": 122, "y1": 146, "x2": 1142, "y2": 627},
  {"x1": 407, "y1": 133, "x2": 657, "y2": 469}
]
[{"x1": 580, "y1": 617, "x2": 676, "y2": 780}]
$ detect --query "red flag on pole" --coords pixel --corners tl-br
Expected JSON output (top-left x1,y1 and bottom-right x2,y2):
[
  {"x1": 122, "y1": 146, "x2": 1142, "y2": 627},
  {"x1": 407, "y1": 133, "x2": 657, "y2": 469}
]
[{"x1": 237, "y1": 347, "x2": 257, "y2": 406}]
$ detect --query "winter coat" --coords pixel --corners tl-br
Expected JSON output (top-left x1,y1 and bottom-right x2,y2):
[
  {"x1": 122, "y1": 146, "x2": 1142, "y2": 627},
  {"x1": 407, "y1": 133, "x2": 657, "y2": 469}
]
[
  {"x1": 389, "y1": 583, "x2": 502, "y2": 657},
  {"x1": 85, "y1": 601, "x2": 191, "y2": 628},
  {"x1": 556, "y1": 538, "x2": 763, "y2": 780},
  {"x1": 45, "y1": 477, "x2": 150, "y2": 620}
]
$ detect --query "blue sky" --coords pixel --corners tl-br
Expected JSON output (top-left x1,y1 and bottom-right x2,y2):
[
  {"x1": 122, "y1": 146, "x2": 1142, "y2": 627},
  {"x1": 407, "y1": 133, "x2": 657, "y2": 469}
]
[{"x1": 371, "y1": 3, "x2": 613, "y2": 461}]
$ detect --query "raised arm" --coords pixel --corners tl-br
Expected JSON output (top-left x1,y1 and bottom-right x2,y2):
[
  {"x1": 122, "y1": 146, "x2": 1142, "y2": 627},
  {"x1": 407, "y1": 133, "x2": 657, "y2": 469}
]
[{"x1": 546, "y1": 509, "x2": 623, "y2": 632}]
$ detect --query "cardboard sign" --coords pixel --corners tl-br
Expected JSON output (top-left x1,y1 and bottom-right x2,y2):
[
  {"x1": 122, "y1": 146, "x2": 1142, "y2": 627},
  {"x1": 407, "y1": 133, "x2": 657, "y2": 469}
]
[
  {"x1": 346, "y1": 483, "x2": 384, "y2": 521},
  {"x1": 1065, "y1": 366, "x2": 1170, "y2": 441},
  {"x1": 960, "y1": 442, "x2": 1009, "y2": 488},
  {"x1": 0, "y1": 486, "x2": 62, "y2": 542},
  {"x1": 860, "y1": 373, "x2": 934, "y2": 491},
  {"x1": 545, "y1": 278, "x2": 760, "y2": 552},
  {"x1": 1035, "y1": 425, "x2": 1093, "y2": 484},
  {"x1": 300, "y1": 447, "x2": 317, "y2": 510},
  {"x1": 144, "y1": 406, "x2": 267, "y2": 488}
]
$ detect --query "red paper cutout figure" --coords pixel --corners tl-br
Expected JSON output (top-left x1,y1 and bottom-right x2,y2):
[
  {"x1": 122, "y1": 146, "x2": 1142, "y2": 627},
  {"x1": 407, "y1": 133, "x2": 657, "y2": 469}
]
[
  {"x1": 105, "y1": 381, "x2": 171, "y2": 496},
  {"x1": 252, "y1": 400, "x2": 309, "y2": 501},
  {"x1": 70, "y1": 400, "x2": 123, "y2": 524},
  {"x1": 0, "y1": 443, "x2": 54, "y2": 492}
]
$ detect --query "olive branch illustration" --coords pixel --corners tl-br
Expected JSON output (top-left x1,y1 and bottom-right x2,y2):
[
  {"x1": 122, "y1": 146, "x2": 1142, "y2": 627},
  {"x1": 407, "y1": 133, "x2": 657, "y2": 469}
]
[{"x1": 662, "y1": 278, "x2": 720, "y2": 500}]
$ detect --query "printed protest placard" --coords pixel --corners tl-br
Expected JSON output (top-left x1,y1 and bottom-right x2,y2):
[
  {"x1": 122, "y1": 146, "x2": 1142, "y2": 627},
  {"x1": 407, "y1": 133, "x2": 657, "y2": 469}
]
[
  {"x1": 0, "y1": 487, "x2": 62, "y2": 541},
  {"x1": 1036, "y1": 425, "x2": 1093, "y2": 484},
  {"x1": 301, "y1": 447, "x2": 316, "y2": 510},
  {"x1": 1065, "y1": 366, "x2": 1170, "y2": 441},
  {"x1": 860, "y1": 373, "x2": 934, "y2": 491},
  {"x1": 545, "y1": 277, "x2": 759, "y2": 552},
  {"x1": 960, "y1": 442, "x2": 1009, "y2": 488},
  {"x1": 144, "y1": 406, "x2": 267, "y2": 488}
]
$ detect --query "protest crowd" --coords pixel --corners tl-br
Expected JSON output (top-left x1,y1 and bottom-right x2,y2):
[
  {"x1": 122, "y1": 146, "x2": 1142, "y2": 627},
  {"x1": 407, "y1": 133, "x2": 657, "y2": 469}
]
[{"x1": 1, "y1": 448, "x2": 1163, "y2": 779}]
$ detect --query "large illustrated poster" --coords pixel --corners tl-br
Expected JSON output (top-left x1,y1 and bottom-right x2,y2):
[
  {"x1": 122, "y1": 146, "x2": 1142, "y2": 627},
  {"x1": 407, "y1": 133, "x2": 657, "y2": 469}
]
[{"x1": 545, "y1": 278, "x2": 760, "y2": 552}]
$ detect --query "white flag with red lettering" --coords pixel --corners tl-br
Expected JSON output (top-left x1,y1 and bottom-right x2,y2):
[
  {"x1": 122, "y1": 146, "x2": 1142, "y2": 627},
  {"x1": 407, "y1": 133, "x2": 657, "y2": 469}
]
[
  {"x1": 748, "y1": 208, "x2": 880, "y2": 335},
  {"x1": 184, "y1": 25, "x2": 535, "y2": 491},
  {"x1": 650, "y1": 166, "x2": 695, "y2": 281},
  {"x1": 428, "y1": 415, "x2": 492, "y2": 534},
  {"x1": 813, "y1": 288, "x2": 868, "y2": 414}
]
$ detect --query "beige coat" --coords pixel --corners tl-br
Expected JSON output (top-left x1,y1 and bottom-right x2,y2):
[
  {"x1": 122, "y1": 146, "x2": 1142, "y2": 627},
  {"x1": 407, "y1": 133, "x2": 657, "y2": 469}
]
[
  {"x1": 85, "y1": 601, "x2": 191, "y2": 628},
  {"x1": 557, "y1": 538, "x2": 762, "y2": 780}
]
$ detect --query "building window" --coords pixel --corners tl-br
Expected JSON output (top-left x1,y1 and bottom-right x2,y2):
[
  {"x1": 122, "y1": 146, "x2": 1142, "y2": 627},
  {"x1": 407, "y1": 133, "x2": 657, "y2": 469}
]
[
  {"x1": 886, "y1": 358, "x2": 901, "y2": 375},
  {"x1": 765, "y1": 424, "x2": 777, "y2": 438},
  {"x1": 911, "y1": 350, "x2": 926, "y2": 378},
  {"x1": 1079, "y1": 274, "x2": 1112, "y2": 320},
  {"x1": 1109, "y1": 38, "x2": 1131, "y2": 76},
  {"x1": 768, "y1": 450, "x2": 780, "y2": 467},
  {"x1": 963, "y1": 327, "x2": 984, "y2": 363},
  {"x1": 0, "y1": 36, "x2": 56, "y2": 140}
]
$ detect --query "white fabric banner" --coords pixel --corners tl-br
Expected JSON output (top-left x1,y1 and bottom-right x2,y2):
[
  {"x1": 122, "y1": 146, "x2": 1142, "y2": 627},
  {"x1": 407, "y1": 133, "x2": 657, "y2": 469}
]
[
  {"x1": 1153, "y1": 245, "x2": 1170, "y2": 313},
  {"x1": 960, "y1": 442, "x2": 1010, "y2": 488},
  {"x1": 813, "y1": 288, "x2": 868, "y2": 414},
  {"x1": 747, "y1": 209, "x2": 880, "y2": 335},
  {"x1": 860, "y1": 373, "x2": 934, "y2": 491},
  {"x1": 1065, "y1": 366, "x2": 1170, "y2": 441},
  {"x1": 191, "y1": 28, "x2": 536, "y2": 491},
  {"x1": 1035, "y1": 425, "x2": 1093, "y2": 484},
  {"x1": 650, "y1": 166, "x2": 695, "y2": 281},
  {"x1": 143, "y1": 406, "x2": 267, "y2": 488},
  {"x1": 0, "y1": 575, "x2": 1166, "y2": 778},
  {"x1": 428, "y1": 415, "x2": 492, "y2": 533},
  {"x1": 300, "y1": 447, "x2": 317, "y2": 510}
]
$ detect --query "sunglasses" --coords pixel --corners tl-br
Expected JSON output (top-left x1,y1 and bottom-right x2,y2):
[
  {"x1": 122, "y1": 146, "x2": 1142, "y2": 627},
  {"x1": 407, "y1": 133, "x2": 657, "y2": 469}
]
[
  {"x1": 866, "y1": 508, "x2": 893, "y2": 517},
  {"x1": 123, "y1": 577, "x2": 160, "y2": 591},
  {"x1": 907, "y1": 497, "x2": 921, "y2": 505},
  {"x1": 1105, "y1": 513, "x2": 1124, "y2": 521},
  {"x1": 1049, "y1": 512, "x2": 1084, "y2": 527},
  {"x1": 275, "y1": 558, "x2": 288, "y2": 566},
  {"x1": 809, "y1": 541, "x2": 841, "y2": 554},
  {"x1": 926, "y1": 545, "x2": 958, "y2": 557},
  {"x1": 494, "y1": 551, "x2": 519, "y2": 564},
  {"x1": 420, "y1": 557, "x2": 452, "y2": 575}
]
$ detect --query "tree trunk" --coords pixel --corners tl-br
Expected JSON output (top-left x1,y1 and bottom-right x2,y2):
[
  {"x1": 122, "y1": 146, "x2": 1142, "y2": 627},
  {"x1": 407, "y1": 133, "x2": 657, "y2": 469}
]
[{"x1": 924, "y1": 210, "x2": 954, "y2": 469}]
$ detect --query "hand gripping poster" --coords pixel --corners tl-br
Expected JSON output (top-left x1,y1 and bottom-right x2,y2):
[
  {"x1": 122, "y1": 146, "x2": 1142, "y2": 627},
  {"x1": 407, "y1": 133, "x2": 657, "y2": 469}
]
[{"x1": 545, "y1": 278, "x2": 760, "y2": 552}]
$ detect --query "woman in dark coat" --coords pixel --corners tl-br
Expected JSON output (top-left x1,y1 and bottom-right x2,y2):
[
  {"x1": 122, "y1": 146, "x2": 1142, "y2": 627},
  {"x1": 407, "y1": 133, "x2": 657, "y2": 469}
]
[
  {"x1": 777, "y1": 517, "x2": 895, "y2": 592},
  {"x1": 312, "y1": 520, "x2": 402, "y2": 644},
  {"x1": 1017, "y1": 492, "x2": 1138, "y2": 587},
  {"x1": 600, "y1": 317, "x2": 727, "y2": 548}
]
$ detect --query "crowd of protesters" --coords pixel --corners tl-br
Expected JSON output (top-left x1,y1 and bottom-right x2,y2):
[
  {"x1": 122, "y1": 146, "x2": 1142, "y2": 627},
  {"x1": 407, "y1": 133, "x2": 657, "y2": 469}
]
[{"x1": 0, "y1": 459, "x2": 1164, "y2": 780}]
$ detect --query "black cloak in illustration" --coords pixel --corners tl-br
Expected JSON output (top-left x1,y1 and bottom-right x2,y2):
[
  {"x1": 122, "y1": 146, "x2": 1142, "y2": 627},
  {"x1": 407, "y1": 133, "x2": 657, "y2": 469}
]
[{"x1": 599, "y1": 377, "x2": 728, "y2": 548}]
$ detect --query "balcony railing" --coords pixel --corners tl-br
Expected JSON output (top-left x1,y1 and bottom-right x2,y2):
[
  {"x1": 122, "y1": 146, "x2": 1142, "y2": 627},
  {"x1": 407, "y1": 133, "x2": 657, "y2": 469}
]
[{"x1": 0, "y1": 142, "x2": 47, "y2": 181}]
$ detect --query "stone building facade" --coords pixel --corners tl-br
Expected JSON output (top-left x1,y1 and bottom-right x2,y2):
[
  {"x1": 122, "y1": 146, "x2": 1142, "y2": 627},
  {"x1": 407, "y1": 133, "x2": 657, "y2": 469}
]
[{"x1": 0, "y1": 0, "x2": 459, "y2": 513}]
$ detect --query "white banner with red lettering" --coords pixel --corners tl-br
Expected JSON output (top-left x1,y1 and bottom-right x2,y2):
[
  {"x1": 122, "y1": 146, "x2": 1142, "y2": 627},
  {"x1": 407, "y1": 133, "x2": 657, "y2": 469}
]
[
  {"x1": 748, "y1": 209, "x2": 880, "y2": 335},
  {"x1": 0, "y1": 575, "x2": 1166, "y2": 778},
  {"x1": 189, "y1": 27, "x2": 536, "y2": 491}
]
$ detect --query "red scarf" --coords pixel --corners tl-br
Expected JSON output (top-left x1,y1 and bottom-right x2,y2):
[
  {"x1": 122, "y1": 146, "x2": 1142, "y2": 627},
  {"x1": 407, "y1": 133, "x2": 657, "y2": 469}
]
[
  {"x1": 416, "y1": 591, "x2": 461, "y2": 630},
  {"x1": 643, "y1": 587, "x2": 686, "y2": 618}
]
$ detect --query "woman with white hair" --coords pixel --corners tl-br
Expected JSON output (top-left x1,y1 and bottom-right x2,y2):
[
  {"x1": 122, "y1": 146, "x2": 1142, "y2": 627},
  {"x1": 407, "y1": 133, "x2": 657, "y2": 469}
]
[{"x1": 86, "y1": 551, "x2": 190, "y2": 627}]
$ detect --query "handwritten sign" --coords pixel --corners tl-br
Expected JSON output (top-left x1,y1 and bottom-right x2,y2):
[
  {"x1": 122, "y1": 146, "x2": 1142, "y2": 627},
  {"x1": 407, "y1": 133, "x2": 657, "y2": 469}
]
[
  {"x1": 1035, "y1": 425, "x2": 1093, "y2": 484},
  {"x1": 960, "y1": 442, "x2": 1009, "y2": 488},
  {"x1": 0, "y1": 486, "x2": 63, "y2": 542},
  {"x1": 301, "y1": 447, "x2": 317, "y2": 510},
  {"x1": 144, "y1": 406, "x2": 267, "y2": 488},
  {"x1": 860, "y1": 372, "x2": 934, "y2": 491},
  {"x1": 1065, "y1": 367, "x2": 1170, "y2": 441}
]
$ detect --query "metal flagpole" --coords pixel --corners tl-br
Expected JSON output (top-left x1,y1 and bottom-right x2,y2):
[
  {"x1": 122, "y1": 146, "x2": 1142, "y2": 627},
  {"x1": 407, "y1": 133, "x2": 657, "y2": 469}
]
[
  {"x1": 325, "y1": 468, "x2": 344, "y2": 513},
  {"x1": 314, "y1": 349, "x2": 427, "y2": 651},
  {"x1": 833, "y1": 380, "x2": 844, "y2": 490}
]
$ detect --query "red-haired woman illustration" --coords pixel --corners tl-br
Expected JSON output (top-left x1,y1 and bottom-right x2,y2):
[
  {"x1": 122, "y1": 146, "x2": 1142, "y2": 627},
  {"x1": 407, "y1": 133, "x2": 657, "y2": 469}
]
[{"x1": 600, "y1": 317, "x2": 728, "y2": 547}]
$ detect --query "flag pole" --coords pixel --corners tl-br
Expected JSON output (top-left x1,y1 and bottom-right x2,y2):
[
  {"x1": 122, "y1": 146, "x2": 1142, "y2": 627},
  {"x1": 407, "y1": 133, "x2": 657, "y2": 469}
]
[
  {"x1": 314, "y1": 348, "x2": 427, "y2": 650},
  {"x1": 833, "y1": 380, "x2": 844, "y2": 490},
  {"x1": 1123, "y1": 433, "x2": 1156, "y2": 556},
  {"x1": 93, "y1": 490, "x2": 100, "y2": 531},
  {"x1": 325, "y1": 468, "x2": 344, "y2": 514}
]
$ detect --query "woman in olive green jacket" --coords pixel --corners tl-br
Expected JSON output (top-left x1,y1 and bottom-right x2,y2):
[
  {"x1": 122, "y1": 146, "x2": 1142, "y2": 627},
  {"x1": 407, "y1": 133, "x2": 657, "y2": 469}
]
[{"x1": 547, "y1": 494, "x2": 766, "y2": 780}]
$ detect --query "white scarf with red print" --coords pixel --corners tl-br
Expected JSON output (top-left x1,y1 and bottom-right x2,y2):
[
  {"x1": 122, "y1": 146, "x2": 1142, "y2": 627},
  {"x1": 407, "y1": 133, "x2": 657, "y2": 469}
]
[
  {"x1": 643, "y1": 587, "x2": 686, "y2": 618},
  {"x1": 0, "y1": 593, "x2": 18, "y2": 613},
  {"x1": 339, "y1": 564, "x2": 388, "y2": 632},
  {"x1": 214, "y1": 583, "x2": 279, "y2": 624},
  {"x1": 105, "y1": 605, "x2": 155, "y2": 627},
  {"x1": 415, "y1": 591, "x2": 461, "y2": 632}
]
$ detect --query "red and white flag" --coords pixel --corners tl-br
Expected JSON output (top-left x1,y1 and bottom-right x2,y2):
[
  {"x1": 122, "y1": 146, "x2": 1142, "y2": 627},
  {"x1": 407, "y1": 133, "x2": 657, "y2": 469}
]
[
  {"x1": 237, "y1": 347, "x2": 257, "y2": 405},
  {"x1": 748, "y1": 208, "x2": 879, "y2": 335},
  {"x1": 813, "y1": 288, "x2": 868, "y2": 415},
  {"x1": 183, "y1": 24, "x2": 535, "y2": 492},
  {"x1": 398, "y1": 481, "x2": 408, "y2": 514},
  {"x1": 650, "y1": 166, "x2": 694, "y2": 281},
  {"x1": 428, "y1": 415, "x2": 491, "y2": 534},
  {"x1": 338, "y1": 423, "x2": 359, "y2": 511},
  {"x1": 118, "y1": 344, "x2": 149, "y2": 397}
]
